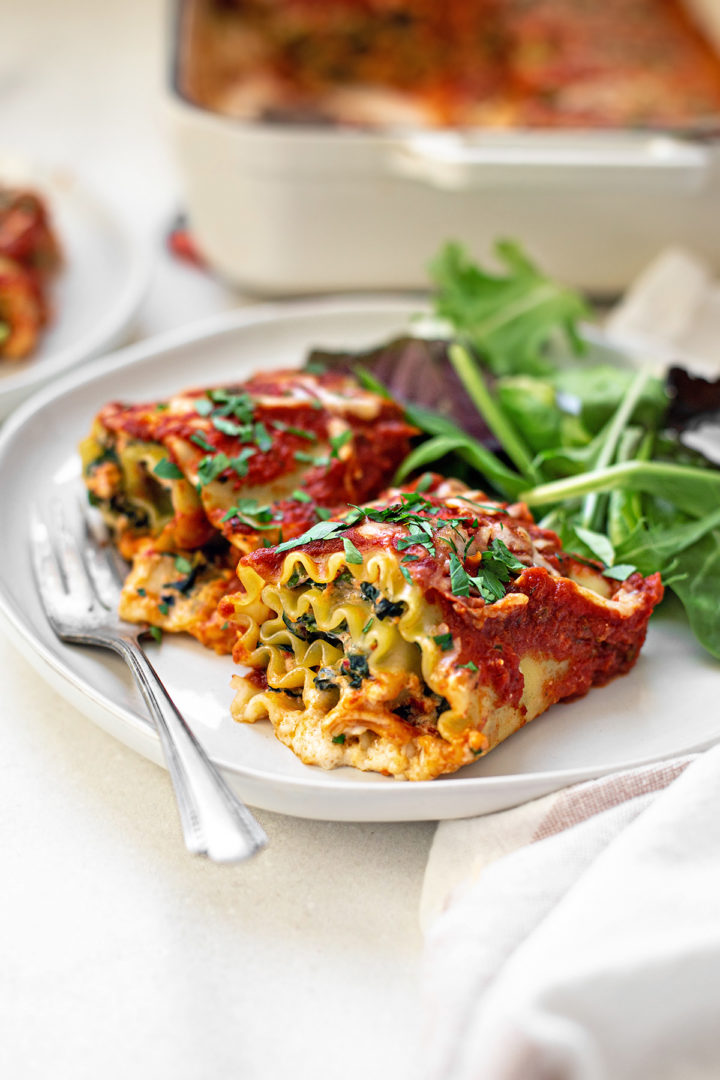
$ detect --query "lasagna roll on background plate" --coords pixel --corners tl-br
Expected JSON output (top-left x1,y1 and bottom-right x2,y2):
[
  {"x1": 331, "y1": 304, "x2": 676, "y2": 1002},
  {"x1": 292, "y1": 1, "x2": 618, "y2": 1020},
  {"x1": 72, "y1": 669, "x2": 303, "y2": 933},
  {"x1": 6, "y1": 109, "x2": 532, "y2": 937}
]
[
  {"x1": 222, "y1": 483, "x2": 663, "y2": 781},
  {"x1": 79, "y1": 370, "x2": 414, "y2": 652}
]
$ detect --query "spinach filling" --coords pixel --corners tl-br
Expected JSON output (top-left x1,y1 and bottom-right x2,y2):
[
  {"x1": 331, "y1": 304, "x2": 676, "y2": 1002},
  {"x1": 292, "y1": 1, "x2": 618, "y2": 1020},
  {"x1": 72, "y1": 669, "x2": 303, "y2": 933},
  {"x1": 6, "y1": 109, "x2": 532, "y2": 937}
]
[
  {"x1": 282, "y1": 611, "x2": 346, "y2": 649},
  {"x1": 359, "y1": 581, "x2": 406, "y2": 620},
  {"x1": 108, "y1": 494, "x2": 150, "y2": 529},
  {"x1": 86, "y1": 447, "x2": 120, "y2": 474},
  {"x1": 312, "y1": 652, "x2": 371, "y2": 692},
  {"x1": 166, "y1": 563, "x2": 202, "y2": 595}
]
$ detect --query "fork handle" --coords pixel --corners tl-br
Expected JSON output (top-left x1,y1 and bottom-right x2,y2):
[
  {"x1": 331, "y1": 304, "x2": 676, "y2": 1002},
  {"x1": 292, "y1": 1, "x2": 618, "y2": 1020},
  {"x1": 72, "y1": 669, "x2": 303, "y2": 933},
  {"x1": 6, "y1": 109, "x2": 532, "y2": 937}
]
[{"x1": 113, "y1": 636, "x2": 267, "y2": 861}]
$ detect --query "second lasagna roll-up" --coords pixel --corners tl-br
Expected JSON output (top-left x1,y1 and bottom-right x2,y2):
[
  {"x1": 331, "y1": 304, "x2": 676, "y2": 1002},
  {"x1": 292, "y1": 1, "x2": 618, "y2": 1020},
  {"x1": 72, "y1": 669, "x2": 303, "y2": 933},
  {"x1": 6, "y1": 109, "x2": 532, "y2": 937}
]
[
  {"x1": 222, "y1": 484, "x2": 663, "y2": 781},
  {"x1": 79, "y1": 369, "x2": 414, "y2": 651}
]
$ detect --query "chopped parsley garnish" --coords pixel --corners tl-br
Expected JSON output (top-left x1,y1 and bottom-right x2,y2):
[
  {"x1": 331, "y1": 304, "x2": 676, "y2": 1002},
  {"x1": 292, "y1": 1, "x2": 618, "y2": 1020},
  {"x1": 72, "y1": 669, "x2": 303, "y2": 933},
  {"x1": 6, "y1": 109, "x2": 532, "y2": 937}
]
[
  {"x1": 603, "y1": 564, "x2": 637, "y2": 581},
  {"x1": 316, "y1": 507, "x2": 333, "y2": 520},
  {"x1": 190, "y1": 432, "x2": 215, "y2": 453},
  {"x1": 212, "y1": 416, "x2": 250, "y2": 438},
  {"x1": 449, "y1": 551, "x2": 469, "y2": 596},
  {"x1": 208, "y1": 389, "x2": 255, "y2": 423},
  {"x1": 220, "y1": 497, "x2": 276, "y2": 529},
  {"x1": 273, "y1": 421, "x2": 317, "y2": 441},
  {"x1": 343, "y1": 537, "x2": 363, "y2": 565},
  {"x1": 153, "y1": 459, "x2": 184, "y2": 480},
  {"x1": 330, "y1": 430, "x2": 353, "y2": 457},
  {"x1": 433, "y1": 632, "x2": 454, "y2": 650},
  {"x1": 158, "y1": 602, "x2": 170, "y2": 616},
  {"x1": 362, "y1": 617, "x2": 374, "y2": 634},
  {"x1": 174, "y1": 555, "x2": 193, "y2": 575},
  {"x1": 194, "y1": 398, "x2": 214, "y2": 417},
  {"x1": 275, "y1": 516, "x2": 360, "y2": 554},
  {"x1": 332, "y1": 734, "x2": 346, "y2": 745},
  {"x1": 253, "y1": 421, "x2": 273, "y2": 452},
  {"x1": 293, "y1": 450, "x2": 329, "y2": 467},
  {"x1": 136, "y1": 587, "x2": 146, "y2": 597},
  {"x1": 448, "y1": 539, "x2": 525, "y2": 604},
  {"x1": 197, "y1": 454, "x2": 231, "y2": 485},
  {"x1": 148, "y1": 626, "x2": 163, "y2": 643},
  {"x1": 271, "y1": 495, "x2": 524, "y2": 605},
  {"x1": 197, "y1": 448, "x2": 256, "y2": 486},
  {"x1": 291, "y1": 489, "x2": 313, "y2": 503},
  {"x1": 458, "y1": 660, "x2": 479, "y2": 672}
]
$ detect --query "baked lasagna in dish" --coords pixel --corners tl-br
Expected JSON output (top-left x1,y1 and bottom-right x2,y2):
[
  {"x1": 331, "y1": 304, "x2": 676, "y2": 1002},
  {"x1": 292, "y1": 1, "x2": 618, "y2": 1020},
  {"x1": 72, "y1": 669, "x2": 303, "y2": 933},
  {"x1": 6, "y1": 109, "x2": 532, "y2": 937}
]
[
  {"x1": 221, "y1": 481, "x2": 663, "y2": 780},
  {"x1": 80, "y1": 369, "x2": 415, "y2": 651},
  {"x1": 180, "y1": 0, "x2": 720, "y2": 130},
  {"x1": 0, "y1": 186, "x2": 62, "y2": 360}
]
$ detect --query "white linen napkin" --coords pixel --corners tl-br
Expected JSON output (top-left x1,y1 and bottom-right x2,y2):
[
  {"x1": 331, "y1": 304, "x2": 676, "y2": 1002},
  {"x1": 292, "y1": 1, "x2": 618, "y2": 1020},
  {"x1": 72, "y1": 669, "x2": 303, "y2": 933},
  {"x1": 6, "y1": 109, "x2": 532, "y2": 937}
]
[
  {"x1": 419, "y1": 749, "x2": 720, "y2": 1080},
  {"x1": 418, "y1": 250, "x2": 720, "y2": 1080},
  {"x1": 604, "y1": 246, "x2": 720, "y2": 377}
]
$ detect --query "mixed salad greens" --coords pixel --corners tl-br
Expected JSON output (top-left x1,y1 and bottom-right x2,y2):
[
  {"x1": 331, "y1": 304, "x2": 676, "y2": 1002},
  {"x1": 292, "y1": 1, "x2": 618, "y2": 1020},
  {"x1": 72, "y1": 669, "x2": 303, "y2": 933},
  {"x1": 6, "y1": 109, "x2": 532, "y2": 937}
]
[{"x1": 309, "y1": 241, "x2": 720, "y2": 660}]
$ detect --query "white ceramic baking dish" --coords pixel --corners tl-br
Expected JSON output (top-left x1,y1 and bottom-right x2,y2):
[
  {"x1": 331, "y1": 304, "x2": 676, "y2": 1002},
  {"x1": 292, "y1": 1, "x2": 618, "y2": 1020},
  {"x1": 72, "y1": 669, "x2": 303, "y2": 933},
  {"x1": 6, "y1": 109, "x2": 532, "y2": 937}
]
[{"x1": 165, "y1": 1, "x2": 720, "y2": 296}]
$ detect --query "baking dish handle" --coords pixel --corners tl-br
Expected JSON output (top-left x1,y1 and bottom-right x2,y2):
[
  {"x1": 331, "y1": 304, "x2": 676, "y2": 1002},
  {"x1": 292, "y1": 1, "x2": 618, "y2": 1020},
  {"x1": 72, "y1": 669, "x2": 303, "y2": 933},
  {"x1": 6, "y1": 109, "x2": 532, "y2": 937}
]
[{"x1": 387, "y1": 133, "x2": 711, "y2": 192}]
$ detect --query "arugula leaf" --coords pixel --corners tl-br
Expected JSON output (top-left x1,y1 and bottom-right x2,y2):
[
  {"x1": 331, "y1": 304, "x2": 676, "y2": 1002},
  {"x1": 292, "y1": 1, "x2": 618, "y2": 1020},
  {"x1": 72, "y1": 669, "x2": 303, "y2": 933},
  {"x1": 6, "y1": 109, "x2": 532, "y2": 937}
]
[
  {"x1": 395, "y1": 432, "x2": 525, "y2": 499},
  {"x1": 448, "y1": 344, "x2": 542, "y2": 484},
  {"x1": 602, "y1": 565, "x2": 637, "y2": 581},
  {"x1": 614, "y1": 506, "x2": 720, "y2": 576},
  {"x1": 429, "y1": 240, "x2": 589, "y2": 376},
  {"x1": 522, "y1": 461, "x2": 720, "y2": 520},
  {"x1": 573, "y1": 525, "x2": 616, "y2": 567},
  {"x1": 552, "y1": 365, "x2": 668, "y2": 436},
  {"x1": 496, "y1": 376, "x2": 564, "y2": 453}
]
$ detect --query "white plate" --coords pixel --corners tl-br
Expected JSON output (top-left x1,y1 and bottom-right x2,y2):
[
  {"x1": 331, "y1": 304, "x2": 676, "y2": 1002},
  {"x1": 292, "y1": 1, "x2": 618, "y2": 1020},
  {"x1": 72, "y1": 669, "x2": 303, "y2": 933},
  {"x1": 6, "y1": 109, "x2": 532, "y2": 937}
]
[
  {"x1": 0, "y1": 167, "x2": 149, "y2": 418},
  {"x1": 0, "y1": 297, "x2": 717, "y2": 821}
]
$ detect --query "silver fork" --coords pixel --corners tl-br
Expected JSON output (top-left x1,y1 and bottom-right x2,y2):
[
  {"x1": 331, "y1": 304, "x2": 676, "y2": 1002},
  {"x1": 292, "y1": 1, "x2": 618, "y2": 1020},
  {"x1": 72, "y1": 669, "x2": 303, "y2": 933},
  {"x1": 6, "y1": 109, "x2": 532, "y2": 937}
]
[{"x1": 30, "y1": 500, "x2": 267, "y2": 863}]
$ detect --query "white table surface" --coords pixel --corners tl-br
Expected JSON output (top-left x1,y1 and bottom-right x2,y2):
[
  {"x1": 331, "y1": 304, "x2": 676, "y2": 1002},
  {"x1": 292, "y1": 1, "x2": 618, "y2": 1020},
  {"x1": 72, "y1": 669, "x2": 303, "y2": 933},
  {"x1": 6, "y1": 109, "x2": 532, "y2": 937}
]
[{"x1": 0, "y1": 3, "x2": 436, "y2": 1077}]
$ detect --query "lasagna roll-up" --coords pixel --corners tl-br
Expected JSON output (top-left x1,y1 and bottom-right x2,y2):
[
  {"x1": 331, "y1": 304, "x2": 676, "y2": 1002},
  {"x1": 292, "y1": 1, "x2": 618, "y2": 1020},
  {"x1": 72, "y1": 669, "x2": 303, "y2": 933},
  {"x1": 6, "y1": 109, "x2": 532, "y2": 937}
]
[
  {"x1": 221, "y1": 485, "x2": 663, "y2": 781},
  {"x1": 79, "y1": 370, "x2": 414, "y2": 651},
  {"x1": 0, "y1": 186, "x2": 62, "y2": 360}
]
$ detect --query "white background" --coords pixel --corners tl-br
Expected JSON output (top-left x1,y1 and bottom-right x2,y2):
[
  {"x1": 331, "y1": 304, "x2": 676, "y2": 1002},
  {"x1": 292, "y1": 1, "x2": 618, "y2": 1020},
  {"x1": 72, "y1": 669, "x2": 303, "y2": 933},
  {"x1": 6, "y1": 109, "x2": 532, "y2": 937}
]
[{"x1": 0, "y1": 3, "x2": 435, "y2": 1077}]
